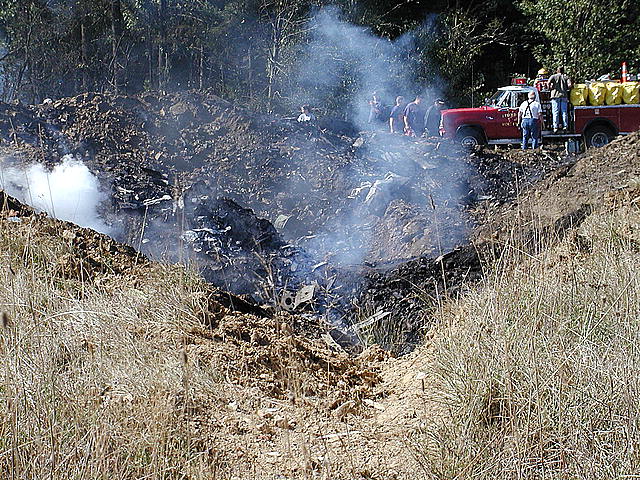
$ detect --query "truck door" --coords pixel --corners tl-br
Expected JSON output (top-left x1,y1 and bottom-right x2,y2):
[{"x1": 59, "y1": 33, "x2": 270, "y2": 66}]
[{"x1": 492, "y1": 91, "x2": 521, "y2": 139}]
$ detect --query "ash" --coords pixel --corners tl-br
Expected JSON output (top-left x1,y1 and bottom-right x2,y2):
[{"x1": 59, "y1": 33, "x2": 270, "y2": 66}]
[{"x1": 0, "y1": 92, "x2": 574, "y2": 352}]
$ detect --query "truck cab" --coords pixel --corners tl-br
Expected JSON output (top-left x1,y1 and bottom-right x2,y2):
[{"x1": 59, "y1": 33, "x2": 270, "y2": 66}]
[{"x1": 440, "y1": 86, "x2": 545, "y2": 147}]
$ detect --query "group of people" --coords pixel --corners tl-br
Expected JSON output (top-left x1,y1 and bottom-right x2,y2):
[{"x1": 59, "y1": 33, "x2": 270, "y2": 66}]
[
  {"x1": 374, "y1": 94, "x2": 446, "y2": 137},
  {"x1": 518, "y1": 66, "x2": 573, "y2": 150},
  {"x1": 297, "y1": 65, "x2": 574, "y2": 151},
  {"x1": 297, "y1": 95, "x2": 446, "y2": 139}
]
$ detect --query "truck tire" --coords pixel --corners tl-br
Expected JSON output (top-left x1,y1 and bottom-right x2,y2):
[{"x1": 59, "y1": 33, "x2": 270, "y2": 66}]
[
  {"x1": 585, "y1": 125, "x2": 614, "y2": 148},
  {"x1": 456, "y1": 127, "x2": 485, "y2": 149}
]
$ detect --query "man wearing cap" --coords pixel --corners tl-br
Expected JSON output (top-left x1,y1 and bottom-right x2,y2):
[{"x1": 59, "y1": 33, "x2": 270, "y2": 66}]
[
  {"x1": 533, "y1": 68, "x2": 549, "y2": 91},
  {"x1": 424, "y1": 98, "x2": 446, "y2": 137},
  {"x1": 518, "y1": 91, "x2": 543, "y2": 150}
]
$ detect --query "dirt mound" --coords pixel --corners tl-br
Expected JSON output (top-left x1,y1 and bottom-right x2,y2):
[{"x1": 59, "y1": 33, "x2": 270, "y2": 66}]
[
  {"x1": 474, "y1": 131, "x2": 640, "y2": 244},
  {"x1": 0, "y1": 92, "x2": 475, "y2": 262},
  {"x1": 1, "y1": 190, "x2": 146, "y2": 281},
  {"x1": 0, "y1": 91, "x2": 582, "y2": 352},
  {"x1": 189, "y1": 311, "x2": 382, "y2": 399}
]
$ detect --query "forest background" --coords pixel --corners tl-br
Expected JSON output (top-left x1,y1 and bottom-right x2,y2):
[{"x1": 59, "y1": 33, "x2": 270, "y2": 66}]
[{"x1": 0, "y1": 0, "x2": 639, "y2": 116}]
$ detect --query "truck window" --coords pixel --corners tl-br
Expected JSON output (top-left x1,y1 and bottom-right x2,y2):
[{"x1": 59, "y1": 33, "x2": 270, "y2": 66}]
[{"x1": 488, "y1": 90, "x2": 509, "y2": 107}]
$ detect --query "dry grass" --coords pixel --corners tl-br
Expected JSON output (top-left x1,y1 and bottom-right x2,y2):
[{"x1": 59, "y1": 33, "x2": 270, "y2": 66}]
[
  {"x1": 417, "y1": 199, "x2": 640, "y2": 478},
  {"x1": 0, "y1": 216, "x2": 236, "y2": 479},
  {"x1": 3, "y1": 189, "x2": 640, "y2": 479},
  {"x1": 0, "y1": 214, "x2": 386, "y2": 480}
]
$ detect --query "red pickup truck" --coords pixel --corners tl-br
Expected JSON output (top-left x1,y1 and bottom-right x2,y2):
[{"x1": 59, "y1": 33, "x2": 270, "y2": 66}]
[{"x1": 440, "y1": 85, "x2": 640, "y2": 148}]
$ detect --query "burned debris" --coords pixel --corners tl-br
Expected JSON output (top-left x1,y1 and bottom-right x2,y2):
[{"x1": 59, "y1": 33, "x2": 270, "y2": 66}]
[{"x1": 0, "y1": 91, "x2": 575, "y2": 352}]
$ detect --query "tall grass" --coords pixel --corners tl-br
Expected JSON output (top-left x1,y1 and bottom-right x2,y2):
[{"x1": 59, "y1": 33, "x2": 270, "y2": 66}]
[
  {"x1": 3, "y1": 192, "x2": 640, "y2": 479},
  {"x1": 419, "y1": 200, "x2": 640, "y2": 478},
  {"x1": 0, "y1": 217, "x2": 232, "y2": 479},
  {"x1": 0, "y1": 215, "x2": 378, "y2": 480}
]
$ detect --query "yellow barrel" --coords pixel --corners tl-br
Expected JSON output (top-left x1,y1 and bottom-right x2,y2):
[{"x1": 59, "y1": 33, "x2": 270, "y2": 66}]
[
  {"x1": 622, "y1": 82, "x2": 640, "y2": 104},
  {"x1": 605, "y1": 82, "x2": 623, "y2": 105},
  {"x1": 588, "y1": 82, "x2": 606, "y2": 106},
  {"x1": 570, "y1": 84, "x2": 588, "y2": 106}
]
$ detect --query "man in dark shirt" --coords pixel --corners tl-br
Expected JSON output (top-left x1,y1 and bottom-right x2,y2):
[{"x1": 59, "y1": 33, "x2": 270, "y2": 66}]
[
  {"x1": 548, "y1": 66, "x2": 573, "y2": 132},
  {"x1": 389, "y1": 96, "x2": 406, "y2": 133},
  {"x1": 424, "y1": 99, "x2": 445, "y2": 137},
  {"x1": 403, "y1": 95, "x2": 426, "y2": 137}
]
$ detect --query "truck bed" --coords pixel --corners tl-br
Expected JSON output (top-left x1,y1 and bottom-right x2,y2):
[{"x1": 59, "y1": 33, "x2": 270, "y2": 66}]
[{"x1": 574, "y1": 104, "x2": 640, "y2": 134}]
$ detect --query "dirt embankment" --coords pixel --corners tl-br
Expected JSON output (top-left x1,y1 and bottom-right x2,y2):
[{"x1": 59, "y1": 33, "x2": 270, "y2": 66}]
[
  {"x1": 0, "y1": 91, "x2": 580, "y2": 351},
  {"x1": 473, "y1": 131, "x2": 640, "y2": 246}
]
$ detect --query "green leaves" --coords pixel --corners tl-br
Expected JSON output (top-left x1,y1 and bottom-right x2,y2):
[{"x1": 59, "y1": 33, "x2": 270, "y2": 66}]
[{"x1": 518, "y1": 0, "x2": 640, "y2": 78}]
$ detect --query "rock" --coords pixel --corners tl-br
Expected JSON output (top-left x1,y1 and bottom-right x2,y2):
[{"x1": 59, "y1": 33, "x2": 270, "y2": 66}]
[{"x1": 169, "y1": 102, "x2": 190, "y2": 116}]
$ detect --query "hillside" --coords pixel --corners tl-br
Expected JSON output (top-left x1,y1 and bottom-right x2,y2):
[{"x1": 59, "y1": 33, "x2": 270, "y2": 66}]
[{"x1": 2, "y1": 113, "x2": 640, "y2": 477}]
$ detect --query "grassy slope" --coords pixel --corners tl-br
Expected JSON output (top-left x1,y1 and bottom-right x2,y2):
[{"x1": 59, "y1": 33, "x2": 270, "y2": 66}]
[
  {"x1": 418, "y1": 185, "x2": 640, "y2": 478},
  {"x1": 0, "y1": 210, "x2": 386, "y2": 479},
  {"x1": 0, "y1": 212, "x2": 217, "y2": 478},
  {"x1": 1, "y1": 148, "x2": 640, "y2": 479}
]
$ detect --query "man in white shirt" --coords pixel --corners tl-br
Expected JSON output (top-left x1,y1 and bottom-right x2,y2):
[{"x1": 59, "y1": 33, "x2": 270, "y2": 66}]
[
  {"x1": 518, "y1": 91, "x2": 543, "y2": 150},
  {"x1": 297, "y1": 105, "x2": 315, "y2": 122}
]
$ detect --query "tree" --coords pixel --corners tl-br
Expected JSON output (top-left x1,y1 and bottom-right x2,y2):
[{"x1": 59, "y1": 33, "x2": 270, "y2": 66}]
[
  {"x1": 412, "y1": 8, "x2": 508, "y2": 106},
  {"x1": 0, "y1": 0, "x2": 60, "y2": 101},
  {"x1": 518, "y1": 0, "x2": 640, "y2": 79},
  {"x1": 260, "y1": 0, "x2": 311, "y2": 112}
]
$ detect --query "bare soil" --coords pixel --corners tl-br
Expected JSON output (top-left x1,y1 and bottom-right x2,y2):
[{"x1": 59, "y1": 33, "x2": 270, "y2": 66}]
[{"x1": 1, "y1": 102, "x2": 639, "y2": 477}]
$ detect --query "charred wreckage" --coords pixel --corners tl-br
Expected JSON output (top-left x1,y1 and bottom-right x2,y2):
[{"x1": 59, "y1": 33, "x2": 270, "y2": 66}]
[{"x1": 0, "y1": 92, "x2": 568, "y2": 353}]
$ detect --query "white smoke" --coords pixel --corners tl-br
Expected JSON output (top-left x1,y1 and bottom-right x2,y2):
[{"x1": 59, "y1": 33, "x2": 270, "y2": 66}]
[
  {"x1": 0, "y1": 154, "x2": 110, "y2": 234},
  {"x1": 293, "y1": 7, "x2": 442, "y2": 130}
]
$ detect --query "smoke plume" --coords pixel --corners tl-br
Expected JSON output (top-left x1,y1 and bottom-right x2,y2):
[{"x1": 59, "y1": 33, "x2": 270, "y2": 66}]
[
  {"x1": 293, "y1": 7, "x2": 440, "y2": 129},
  {"x1": 0, "y1": 154, "x2": 110, "y2": 234}
]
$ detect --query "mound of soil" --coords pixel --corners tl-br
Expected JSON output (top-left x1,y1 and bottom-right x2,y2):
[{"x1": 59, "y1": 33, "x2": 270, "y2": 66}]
[
  {"x1": 0, "y1": 91, "x2": 582, "y2": 351},
  {"x1": 0, "y1": 91, "x2": 526, "y2": 262},
  {"x1": 474, "y1": 131, "x2": 640, "y2": 245}
]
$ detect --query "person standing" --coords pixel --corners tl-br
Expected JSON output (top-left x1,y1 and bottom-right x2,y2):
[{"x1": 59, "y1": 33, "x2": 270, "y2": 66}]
[
  {"x1": 403, "y1": 95, "x2": 426, "y2": 137},
  {"x1": 368, "y1": 92, "x2": 386, "y2": 126},
  {"x1": 424, "y1": 98, "x2": 446, "y2": 137},
  {"x1": 518, "y1": 91, "x2": 543, "y2": 150},
  {"x1": 548, "y1": 66, "x2": 572, "y2": 133},
  {"x1": 389, "y1": 96, "x2": 406, "y2": 133},
  {"x1": 533, "y1": 68, "x2": 549, "y2": 91}
]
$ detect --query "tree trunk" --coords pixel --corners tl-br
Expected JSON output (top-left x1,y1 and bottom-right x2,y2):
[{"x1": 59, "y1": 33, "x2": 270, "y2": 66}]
[
  {"x1": 158, "y1": 0, "x2": 167, "y2": 92},
  {"x1": 81, "y1": 22, "x2": 88, "y2": 91},
  {"x1": 148, "y1": 33, "x2": 154, "y2": 89},
  {"x1": 266, "y1": 17, "x2": 283, "y2": 113},
  {"x1": 110, "y1": 0, "x2": 121, "y2": 93},
  {"x1": 199, "y1": 43, "x2": 204, "y2": 90}
]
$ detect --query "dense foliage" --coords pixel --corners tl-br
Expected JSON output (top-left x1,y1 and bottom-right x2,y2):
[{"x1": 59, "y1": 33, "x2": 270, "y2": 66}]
[
  {"x1": 0, "y1": 0, "x2": 638, "y2": 112},
  {"x1": 519, "y1": 0, "x2": 640, "y2": 80}
]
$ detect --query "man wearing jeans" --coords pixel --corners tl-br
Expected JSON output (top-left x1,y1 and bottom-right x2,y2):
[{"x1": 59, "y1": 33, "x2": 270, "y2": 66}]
[
  {"x1": 548, "y1": 66, "x2": 573, "y2": 133},
  {"x1": 518, "y1": 91, "x2": 543, "y2": 150}
]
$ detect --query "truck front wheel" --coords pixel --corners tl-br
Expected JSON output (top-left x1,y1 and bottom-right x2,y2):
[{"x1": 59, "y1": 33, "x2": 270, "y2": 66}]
[
  {"x1": 585, "y1": 125, "x2": 614, "y2": 148},
  {"x1": 456, "y1": 127, "x2": 485, "y2": 149}
]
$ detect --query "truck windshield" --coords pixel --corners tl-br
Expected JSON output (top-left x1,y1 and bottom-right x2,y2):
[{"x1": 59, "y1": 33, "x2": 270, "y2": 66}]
[{"x1": 487, "y1": 90, "x2": 509, "y2": 107}]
